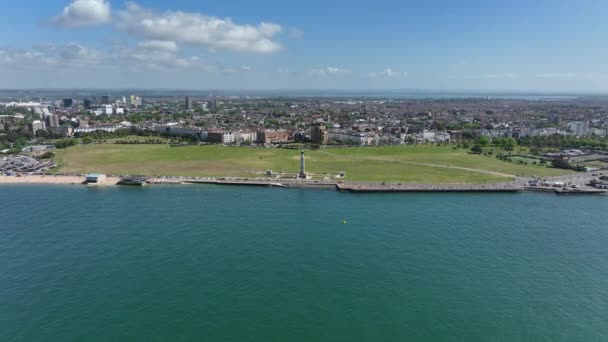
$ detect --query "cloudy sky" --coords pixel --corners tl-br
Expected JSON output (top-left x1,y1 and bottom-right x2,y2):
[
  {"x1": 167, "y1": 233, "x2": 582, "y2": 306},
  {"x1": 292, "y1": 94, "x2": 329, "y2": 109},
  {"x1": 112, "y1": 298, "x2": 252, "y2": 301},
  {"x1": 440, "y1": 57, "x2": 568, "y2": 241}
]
[{"x1": 1, "y1": 0, "x2": 608, "y2": 92}]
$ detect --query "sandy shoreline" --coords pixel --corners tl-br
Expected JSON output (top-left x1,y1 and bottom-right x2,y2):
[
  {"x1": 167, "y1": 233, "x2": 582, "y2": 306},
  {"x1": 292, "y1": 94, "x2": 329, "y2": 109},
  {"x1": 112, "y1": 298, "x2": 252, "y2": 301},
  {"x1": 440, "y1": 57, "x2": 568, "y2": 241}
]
[{"x1": 0, "y1": 175, "x2": 121, "y2": 186}]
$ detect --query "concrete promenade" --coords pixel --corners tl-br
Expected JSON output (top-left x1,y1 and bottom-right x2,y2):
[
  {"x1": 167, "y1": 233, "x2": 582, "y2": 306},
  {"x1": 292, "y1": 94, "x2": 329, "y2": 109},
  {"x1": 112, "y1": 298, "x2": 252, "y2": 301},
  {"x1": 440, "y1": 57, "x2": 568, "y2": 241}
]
[
  {"x1": 1, "y1": 171, "x2": 606, "y2": 195},
  {"x1": 336, "y1": 182, "x2": 522, "y2": 193}
]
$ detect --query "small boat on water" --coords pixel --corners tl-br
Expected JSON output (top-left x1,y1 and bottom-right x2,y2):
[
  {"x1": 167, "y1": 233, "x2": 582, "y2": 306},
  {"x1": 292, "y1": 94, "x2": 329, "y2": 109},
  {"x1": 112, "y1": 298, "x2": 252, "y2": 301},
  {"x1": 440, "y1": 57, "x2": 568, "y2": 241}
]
[{"x1": 269, "y1": 182, "x2": 288, "y2": 187}]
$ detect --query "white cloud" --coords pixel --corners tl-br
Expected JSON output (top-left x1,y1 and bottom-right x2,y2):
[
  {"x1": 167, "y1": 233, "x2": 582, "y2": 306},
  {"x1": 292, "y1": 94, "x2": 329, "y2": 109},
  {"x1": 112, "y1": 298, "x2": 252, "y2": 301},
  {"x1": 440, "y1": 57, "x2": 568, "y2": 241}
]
[
  {"x1": 116, "y1": 2, "x2": 283, "y2": 54},
  {"x1": 0, "y1": 43, "x2": 213, "y2": 71},
  {"x1": 312, "y1": 66, "x2": 349, "y2": 76},
  {"x1": 53, "y1": 0, "x2": 111, "y2": 27},
  {"x1": 368, "y1": 68, "x2": 405, "y2": 78},
  {"x1": 111, "y1": 44, "x2": 200, "y2": 69},
  {"x1": 138, "y1": 40, "x2": 178, "y2": 53},
  {"x1": 58, "y1": 42, "x2": 101, "y2": 63},
  {"x1": 0, "y1": 43, "x2": 101, "y2": 67}
]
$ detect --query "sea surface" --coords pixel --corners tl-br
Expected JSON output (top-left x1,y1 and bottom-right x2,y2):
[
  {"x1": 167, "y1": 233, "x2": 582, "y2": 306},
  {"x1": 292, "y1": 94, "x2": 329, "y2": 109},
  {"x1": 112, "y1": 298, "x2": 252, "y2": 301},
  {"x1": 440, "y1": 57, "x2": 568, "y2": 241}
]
[
  {"x1": 1, "y1": 185, "x2": 608, "y2": 341},
  {"x1": 0, "y1": 89, "x2": 582, "y2": 100}
]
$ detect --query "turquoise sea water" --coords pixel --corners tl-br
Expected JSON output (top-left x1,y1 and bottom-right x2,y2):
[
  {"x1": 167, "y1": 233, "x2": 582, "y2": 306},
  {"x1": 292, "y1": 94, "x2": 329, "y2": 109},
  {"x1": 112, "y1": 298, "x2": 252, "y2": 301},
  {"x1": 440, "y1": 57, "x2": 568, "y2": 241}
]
[{"x1": 1, "y1": 185, "x2": 608, "y2": 341}]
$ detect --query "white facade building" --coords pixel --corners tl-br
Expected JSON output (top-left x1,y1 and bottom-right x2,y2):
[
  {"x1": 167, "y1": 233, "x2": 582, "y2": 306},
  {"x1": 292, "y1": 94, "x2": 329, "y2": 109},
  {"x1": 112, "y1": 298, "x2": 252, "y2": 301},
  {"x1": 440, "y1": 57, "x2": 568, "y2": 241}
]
[{"x1": 568, "y1": 121, "x2": 589, "y2": 137}]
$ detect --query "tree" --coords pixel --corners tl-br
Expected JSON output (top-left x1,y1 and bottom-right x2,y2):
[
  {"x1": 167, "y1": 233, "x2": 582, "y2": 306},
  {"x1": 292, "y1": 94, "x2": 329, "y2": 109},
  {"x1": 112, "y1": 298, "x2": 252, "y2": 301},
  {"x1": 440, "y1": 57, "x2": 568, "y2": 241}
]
[
  {"x1": 470, "y1": 144, "x2": 483, "y2": 154},
  {"x1": 475, "y1": 136, "x2": 490, "y2": 147},
  {"x1": 40, "y1": 151, "x2": 55, "y2": 159},
  {"x1": 35, "y1": 129, "x2": 49, "y2": 138}
]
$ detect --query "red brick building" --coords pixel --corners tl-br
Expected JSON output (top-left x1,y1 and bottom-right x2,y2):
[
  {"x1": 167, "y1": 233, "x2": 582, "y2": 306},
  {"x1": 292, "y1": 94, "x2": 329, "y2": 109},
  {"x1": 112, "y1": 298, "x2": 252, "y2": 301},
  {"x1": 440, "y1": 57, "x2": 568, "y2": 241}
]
[{"x1": 259, "y1": 129, "x2": 290, "y2": 144}]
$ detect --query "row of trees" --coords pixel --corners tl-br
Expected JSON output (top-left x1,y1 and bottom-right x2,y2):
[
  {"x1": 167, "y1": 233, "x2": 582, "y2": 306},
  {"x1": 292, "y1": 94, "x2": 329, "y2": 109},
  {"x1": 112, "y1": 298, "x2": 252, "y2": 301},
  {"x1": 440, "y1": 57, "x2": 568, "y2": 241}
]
[
  {"x1": 0, "y1": 128, "x2": 32, "y2": 152},
  {"x1": 76, "y1": 127, "x2": 197, "y2": 143},
  {"x1": 469, "y1": 136, "x2": 518, "y2": 155},
  {"x1": 517, "y1": 134, "x2": 608, "y2": 150}
]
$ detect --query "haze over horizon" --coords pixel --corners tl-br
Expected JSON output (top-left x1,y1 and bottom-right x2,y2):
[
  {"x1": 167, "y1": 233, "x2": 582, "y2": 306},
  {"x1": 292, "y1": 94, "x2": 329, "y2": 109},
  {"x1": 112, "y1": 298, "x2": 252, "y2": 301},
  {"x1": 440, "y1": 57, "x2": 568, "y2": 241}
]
[{"x1": 2, "y1": 0, "x2": 608, "y2": 92}]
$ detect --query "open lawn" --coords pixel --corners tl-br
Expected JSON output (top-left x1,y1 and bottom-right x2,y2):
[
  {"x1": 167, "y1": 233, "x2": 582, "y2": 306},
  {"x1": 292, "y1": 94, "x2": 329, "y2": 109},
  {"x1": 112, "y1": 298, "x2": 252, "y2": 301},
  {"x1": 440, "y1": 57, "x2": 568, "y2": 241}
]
[{"x1": 53, "y1": 144, "x2": 574, "y2": 183}]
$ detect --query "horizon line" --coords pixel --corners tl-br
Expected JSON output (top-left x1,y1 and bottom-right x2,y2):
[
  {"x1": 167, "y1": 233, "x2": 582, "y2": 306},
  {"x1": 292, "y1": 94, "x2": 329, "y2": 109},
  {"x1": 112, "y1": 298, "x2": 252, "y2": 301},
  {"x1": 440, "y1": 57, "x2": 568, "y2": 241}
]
[{"x1": 0, "y1": 88, "x2": 606, "y2": 96}]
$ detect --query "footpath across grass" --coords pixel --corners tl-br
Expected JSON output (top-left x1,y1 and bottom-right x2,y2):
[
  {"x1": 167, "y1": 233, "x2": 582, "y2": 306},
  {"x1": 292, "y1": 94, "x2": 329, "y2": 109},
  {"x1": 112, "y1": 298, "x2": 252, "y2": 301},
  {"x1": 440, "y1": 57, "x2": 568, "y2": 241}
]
[{"x1": 53, "y1": 144, "x2": 574, "y2": 183}]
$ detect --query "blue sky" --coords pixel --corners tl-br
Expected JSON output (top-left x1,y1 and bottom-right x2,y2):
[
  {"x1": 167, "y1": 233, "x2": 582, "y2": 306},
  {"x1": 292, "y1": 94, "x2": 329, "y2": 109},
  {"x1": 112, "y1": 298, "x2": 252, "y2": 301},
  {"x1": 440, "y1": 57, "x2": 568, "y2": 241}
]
[{"x1": 1, "y1": 0, "x2": 608, "y2": 92}]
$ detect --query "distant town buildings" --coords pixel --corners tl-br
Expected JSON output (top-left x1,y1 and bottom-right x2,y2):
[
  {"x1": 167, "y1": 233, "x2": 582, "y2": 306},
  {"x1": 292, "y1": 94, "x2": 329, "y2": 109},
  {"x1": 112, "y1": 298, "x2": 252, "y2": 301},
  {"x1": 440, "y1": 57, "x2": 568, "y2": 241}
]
[
  {"x1": 33, "y1": 107, "x2": 51, "y2": 118},
  {"x1": 83, "y1": 98, "x2": 93, "y2": 109},
  {"x1": 62, "y1": 98, "x2": 73, "y2": 108},
  {"x1": 129, "y1": 95, "x2": 142, "y2": 108},
  {"x1": 3, "y1": 93, "x2": 608, "y2": 151}
]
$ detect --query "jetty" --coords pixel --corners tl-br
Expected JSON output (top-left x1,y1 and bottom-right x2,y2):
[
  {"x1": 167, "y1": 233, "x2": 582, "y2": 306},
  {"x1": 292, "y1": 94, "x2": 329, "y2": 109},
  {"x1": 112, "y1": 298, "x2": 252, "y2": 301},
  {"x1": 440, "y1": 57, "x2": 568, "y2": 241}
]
[
  {"x1": 118, "y1": 175, "x2": 149, "y2": 186},
  {"x1": 554, "y1": 188, "x2": 607, "y2": 195}
]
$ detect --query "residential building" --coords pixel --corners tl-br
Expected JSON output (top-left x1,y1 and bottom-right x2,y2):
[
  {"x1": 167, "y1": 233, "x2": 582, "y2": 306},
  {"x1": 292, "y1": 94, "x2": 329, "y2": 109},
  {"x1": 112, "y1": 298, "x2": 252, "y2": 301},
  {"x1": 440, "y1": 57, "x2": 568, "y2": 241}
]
[
  {"x1": 74, "y1": 125, "x2": 121, "y2": 134},
  {"x1": 328, "y1": 132, "x2": 374, "y2": 146},
  {"x1": 259, "y1": 129, "x2": 290, "y2": 144},
  {"x1": 29, "y1": 120, "x2": 46, "y2": 134},
  {"x1": 234, "y1": 131, "x2": 257, "y2": 143},
  {"x1": 449, "y1": 130, "x2": 463, "y2": 142},
  {"x1": 129, "y1": 95, "x2": 142, "y2": 108},
  {"x1": 50, "y1": 126, "x2": 74, "y2": 137},
  {"x1": 101, "y1": 105, "x2": 113, "y2": 115},
  {"x1": 311, "y1": 124, "x2": 328, "y2": 144},
  {"x1": 568, "y1": 121, "x2": 589, "y2": 137},
  {"x1": 207, "y1": 130, "x2": 235, "y2": 144},
  {"x1": 45, "y1": 114, "x2": 60, "y2": 128}
]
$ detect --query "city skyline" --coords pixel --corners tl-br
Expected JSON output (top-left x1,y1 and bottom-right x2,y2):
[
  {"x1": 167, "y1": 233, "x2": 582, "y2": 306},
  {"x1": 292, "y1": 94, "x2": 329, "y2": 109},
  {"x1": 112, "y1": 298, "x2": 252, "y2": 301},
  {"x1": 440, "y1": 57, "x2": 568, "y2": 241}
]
[{"x1": 2, "y1": 0, "x2": 608, "y2": 92}]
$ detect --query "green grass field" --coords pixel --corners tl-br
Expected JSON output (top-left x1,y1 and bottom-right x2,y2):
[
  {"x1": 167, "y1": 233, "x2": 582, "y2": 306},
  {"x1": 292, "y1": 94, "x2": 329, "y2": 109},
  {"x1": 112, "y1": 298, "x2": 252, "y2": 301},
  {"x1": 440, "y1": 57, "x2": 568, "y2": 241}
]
[{"x1": 53, "y1": 144, "x2": 574, "y2": 183}]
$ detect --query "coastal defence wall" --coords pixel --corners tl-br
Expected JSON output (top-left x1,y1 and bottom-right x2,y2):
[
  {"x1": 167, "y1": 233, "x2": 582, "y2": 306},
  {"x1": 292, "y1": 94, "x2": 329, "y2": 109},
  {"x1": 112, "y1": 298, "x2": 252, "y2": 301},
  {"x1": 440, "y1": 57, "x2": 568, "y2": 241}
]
[
  {"x1": 3, "y1": 174, "x2": 606, "y2": 194},
  {"x1": 336, "y1": 182, "x2": 522, "y2": 193}
]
